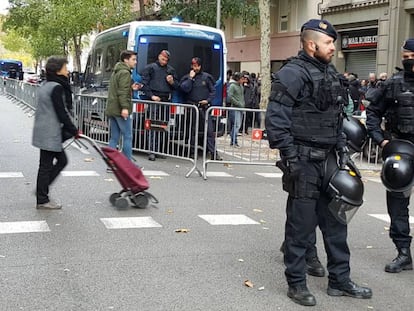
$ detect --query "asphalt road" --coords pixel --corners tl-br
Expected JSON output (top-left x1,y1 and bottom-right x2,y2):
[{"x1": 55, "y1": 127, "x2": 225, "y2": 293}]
[{"x1": 0, "y1": 94, "x2": 412, "y2": 311}]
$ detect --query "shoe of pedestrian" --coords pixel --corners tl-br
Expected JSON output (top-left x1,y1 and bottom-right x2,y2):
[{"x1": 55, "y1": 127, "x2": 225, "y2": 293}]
[
  {"x1": 287, "y1": 284, "x2": 316, "y2": 306},
  {"x1": 306, "y1": 256, "x2": 325, "y2": 277},
  {"x1": 327, "y1": 280, "x2": 372, "y2": 299},
  {"x1": 214, "y1": 152, "x2": 223, "y2": 161},
  {"x1": 148, "y1": 153, "x2": 156, "y2": 161},
  {"x1": 36, "y1": 201, "x2": 62, "y2": 210},
  {"x1": 384, "y1": 248, "x2": 413, "y2": 273}
]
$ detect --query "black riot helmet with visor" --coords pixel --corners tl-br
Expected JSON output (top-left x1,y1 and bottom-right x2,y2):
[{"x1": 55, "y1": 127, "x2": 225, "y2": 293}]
[
  {"x1": 381, "y1": 139, "x2": 414, "y2": 196},
  {"x1": 323, "y1": 152, "x2": 364, "y2": 224},
  {"x1": 343, "y1": 116, "x2": 368, "y2": 153}
]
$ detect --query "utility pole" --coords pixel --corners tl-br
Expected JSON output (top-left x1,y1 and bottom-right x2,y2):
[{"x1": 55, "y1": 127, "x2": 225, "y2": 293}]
[{"x1": 216, "y1": 0, "x2": 221, "y2": 29}]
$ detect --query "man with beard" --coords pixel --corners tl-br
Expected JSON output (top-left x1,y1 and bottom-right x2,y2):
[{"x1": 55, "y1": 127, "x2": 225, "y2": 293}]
[
  {"x1": 366, "y1": 38, "x2": 414, "y2": 274},
  {"x1": 265, "y1": 19, "x2": 372, "y2": 306}
]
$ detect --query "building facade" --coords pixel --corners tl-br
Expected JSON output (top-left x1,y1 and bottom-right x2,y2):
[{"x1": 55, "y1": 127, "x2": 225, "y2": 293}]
[
  {"x1": 224, "y1": 0, "x2": 414, "y2": 80},
  {"x1": 224, "y1": 0, "x2": 321, "y2": 75}
]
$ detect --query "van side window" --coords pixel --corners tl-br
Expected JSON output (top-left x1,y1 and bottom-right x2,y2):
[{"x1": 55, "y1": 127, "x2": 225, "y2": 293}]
[
  {"x1": 105, "y1": 45, "x2": 117, "y2": 72},
  {"x1": 93, "y1": 48, "x2": 103, "y2": 75}
]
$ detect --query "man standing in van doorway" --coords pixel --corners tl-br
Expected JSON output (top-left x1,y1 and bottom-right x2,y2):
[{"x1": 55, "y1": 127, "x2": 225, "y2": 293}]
[
  {"x1": 141, "y1": 50, "x2": 179, "y2": 161},
  {"x1": 105, "y1": 50, "x2": 140, "y2": 170},
  {"x1": 179, "y1": 57, "x2": 222, "y2": 160}
]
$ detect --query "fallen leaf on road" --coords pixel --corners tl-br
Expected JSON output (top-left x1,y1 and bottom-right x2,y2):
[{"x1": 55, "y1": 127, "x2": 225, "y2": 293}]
[
  {"x1": 253, "y1": 209, "x2": 263, "y2": 213},
  {"x1": 166, "y1": 209, "x2": 174, "y2": 214},
  {"x1": 84, "y1": 157, "x2": 95, "y2": 162},
  {"x1": 104, "y1": 178, "x2": 114, "y2": 182},
  {"x1": 175, "y1": 229, "x2": 189, "y2": 233},
  {"x1": 244, "y1": 280, "x2": 254, "y2": 288},
  {"x1": 366, "y1": 245, "x2": 373, "y2": 249},
  {"x1": 260, "y1": 219, "x2": 266, "y2": 224},
  {"x1": 238, "y1": 259, "x2": 244, "y2": 262},
  {"x1": 258, "y1": 286, "x2": 265, "y2": 291}
]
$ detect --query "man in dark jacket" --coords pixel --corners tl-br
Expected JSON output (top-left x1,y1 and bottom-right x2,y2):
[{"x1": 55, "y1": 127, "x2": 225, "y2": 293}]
[
  {"x1": 265, "y1": 19, "x2": 372, "y2": 306},
  {"x1": 141, "y1": 50, "x2": 178, "y2": 161},
  {"x1": 366, "y1": 38, "x2": 414, "y2": 274},
  {"x1": 106, "y1": 50, "x2": 139, "y2": 165},
  {"x1": 32, "y1": 56, "x2": 79, "y2": 209},
  {"x1": 179, "y1": 57, "x2": 222, "y2": 160}
]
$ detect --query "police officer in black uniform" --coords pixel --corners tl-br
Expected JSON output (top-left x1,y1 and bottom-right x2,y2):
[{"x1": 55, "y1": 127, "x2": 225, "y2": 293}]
[
  {"x1": 265, "y1": 19, "x2": 372, "y2": 306},
  {"x1": 141, "y1": 50, "x2": 179, "y2": 161},
  {"x1": 179, "y1": 57, "x2": 222, "y2": 160},
  {"x1": 366, "y1": 38, "x2": 414, "y2": 273}
]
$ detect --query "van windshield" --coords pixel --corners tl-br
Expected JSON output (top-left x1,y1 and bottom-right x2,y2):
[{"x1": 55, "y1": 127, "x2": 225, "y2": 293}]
[{"x1": 137, "y1": 35, "x2": 222, "y2": 81}]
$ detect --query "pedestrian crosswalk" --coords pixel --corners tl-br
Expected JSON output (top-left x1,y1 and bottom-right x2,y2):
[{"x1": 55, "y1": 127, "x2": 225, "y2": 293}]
[
  {"x1": 0, "y1": 214, "x2": 262, "y2": 234},
  {"x1": 0, "y1": 170, "x2": 389, "y2": 181},
  {"x1": 0, "y1": 212, "x2": 410, "y2": 235}
]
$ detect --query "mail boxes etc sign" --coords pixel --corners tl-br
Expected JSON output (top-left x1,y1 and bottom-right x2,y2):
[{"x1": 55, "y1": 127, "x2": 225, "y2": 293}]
[{"x1": 341, "y1": 29, "x2": 378, "y2": 50}]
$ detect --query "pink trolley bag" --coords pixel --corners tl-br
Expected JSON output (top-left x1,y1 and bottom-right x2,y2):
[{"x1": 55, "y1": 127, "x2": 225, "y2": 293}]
[
  {"x1": 102, "y1": 146, "x2": 158, "y2": 209},
  {"x1": 75, "y1": 135, "x2": 158, "y2": 209}
]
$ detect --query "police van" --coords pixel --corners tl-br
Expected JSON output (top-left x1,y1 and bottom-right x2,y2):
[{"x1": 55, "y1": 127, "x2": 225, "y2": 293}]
[{"x1": 79, "y1": 20, "x2": 227, "y2": 145}]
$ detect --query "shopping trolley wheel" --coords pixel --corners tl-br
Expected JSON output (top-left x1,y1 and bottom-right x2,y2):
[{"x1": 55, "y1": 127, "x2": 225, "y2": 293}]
[
  {"x1": 109, "y1": 193, "x2": 121, "y2": 206},
  {"x1": 115, "y1": 197, "x2": 129, "y2": 209},
  {"x1": 132, "y1": 193, "x2": 149, "y2": 209}
]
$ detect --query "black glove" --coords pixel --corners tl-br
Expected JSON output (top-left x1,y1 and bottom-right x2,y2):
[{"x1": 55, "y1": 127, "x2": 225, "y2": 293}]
[
  {"x1": 338, "y1": 147, "x2": 361, "y2": 178},
  {"x1": 338, "y1": 147, "x2": 350, "y2": 170},
  {"x1": 286, "y1": 157, "x2": 301, "y2": 177}
]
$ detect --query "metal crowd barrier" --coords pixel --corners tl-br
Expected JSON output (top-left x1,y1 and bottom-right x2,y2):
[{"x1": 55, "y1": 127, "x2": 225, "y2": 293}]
[
  {"x1": 74, "y1": 95, "x2": 201, "y2": 177},
  {"x1": 0, "y1": 78, "x2": 383, "y2": 177},
  {"x1": 201, "y1": 106, "x2": 275, "y2": 179}
]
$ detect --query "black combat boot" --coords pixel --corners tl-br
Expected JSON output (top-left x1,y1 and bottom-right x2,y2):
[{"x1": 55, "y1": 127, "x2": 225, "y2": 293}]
[
  {"x1": 280, "y1": 242, "x2": 326, "y2": 277},
  {"x1": 287, "y1": 284, "x2": 316, "y2": 306},
  {"x1": 305, "y1": 255, "x2": 325, "y2": 277},
  {"x1": 385, "y1": 248, "x2": 413, "y2": 273},
  {"x1": 327, "y1": 280, "x2": 372, "y2": 299}
]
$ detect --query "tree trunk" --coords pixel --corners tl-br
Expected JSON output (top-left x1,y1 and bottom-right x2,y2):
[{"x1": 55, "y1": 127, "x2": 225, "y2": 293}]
[
  {"x1": 258, "y1": 0, "x2": 270, "y2": 126},
  {"x1": 72, "y1": 35, "x2": 82, "y2": 72},
  {"x1": 138, "y1": 0, "x2": 145, "y2": 18}
]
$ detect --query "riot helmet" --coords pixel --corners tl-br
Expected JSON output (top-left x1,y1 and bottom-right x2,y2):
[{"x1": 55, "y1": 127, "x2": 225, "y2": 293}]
[
  {"x1": 322, "y1": 152, "x2": 338, "y2": 191},
  {"x1": 327, "y1": 169, "x2": 364, "y2": 225},
  {"x1": 381, "y1": 139, "x2": 414, "y2": 161},
  {"x1": 323, "y1": 151, "x2": 364, "y2": 224},
  {"x1": 381, "y1": 153, "x2": 414, "y2": 192},
  {"x1": 343, "y1": 117, "x2": 367, "y2": 153}
]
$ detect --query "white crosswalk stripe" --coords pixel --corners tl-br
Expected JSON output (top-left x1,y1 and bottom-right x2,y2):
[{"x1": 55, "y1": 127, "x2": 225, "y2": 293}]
[
  {"x1": 0, "y1": 221, "x2": 50, "y2": 234},
  {"x1": 198, "y1": 214, "x2": 260, "y2": 225},
  {"x1": 255, "y1": 172, "x2": 282, "y2": 178},
  {"x1": 206, "y1": 171, "x2": 233, "y2": 177},
  {"x1": 0, "y1": 172, "x2": 24, "y2": 178},
  {"x1": 61, "y1": 171, "x2": 100, "y2": 177},
  {"x1": 142, "y1": 170, "x2": 169, "y2": 176},
  {"x1": 368, "y1": 214, "x2": 414, "y2": 224},
  {"x1": 100, "y1": 217, "x2": 162, "y2": 229}
]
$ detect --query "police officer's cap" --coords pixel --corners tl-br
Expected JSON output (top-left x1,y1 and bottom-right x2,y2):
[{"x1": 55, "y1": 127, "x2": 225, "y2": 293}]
[
  {"x1": 402, "y1": 38, "x2": 414, "y2": 52},
  {"x1": 301, "y1": 19, "x2": 337, "y2": 42}
]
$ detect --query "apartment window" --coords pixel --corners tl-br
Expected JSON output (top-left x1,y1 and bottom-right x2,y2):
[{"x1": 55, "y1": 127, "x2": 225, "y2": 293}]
[
  {"x1": 233, "y1": 18, "x2": 245, "y2": 38},
  {"x1": 279, "y1": 0, "x2": 290, "y2": 32}
]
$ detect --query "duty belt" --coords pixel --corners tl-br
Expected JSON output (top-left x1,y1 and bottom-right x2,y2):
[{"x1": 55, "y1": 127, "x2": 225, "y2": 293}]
[{"x1": 297, "y1": 145, "x2": 332, "y2": 161}]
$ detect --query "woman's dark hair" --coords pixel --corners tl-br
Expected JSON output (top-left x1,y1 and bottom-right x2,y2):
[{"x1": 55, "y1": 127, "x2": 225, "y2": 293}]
[{"x1": 45, "y1": 56, "x2": 68, "y2": 76}]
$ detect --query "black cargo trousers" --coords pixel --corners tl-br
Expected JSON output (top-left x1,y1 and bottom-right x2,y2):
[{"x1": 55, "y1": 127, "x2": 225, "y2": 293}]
[{"x1": 283, "y1": 147, "x2": 351, "y2": 287}]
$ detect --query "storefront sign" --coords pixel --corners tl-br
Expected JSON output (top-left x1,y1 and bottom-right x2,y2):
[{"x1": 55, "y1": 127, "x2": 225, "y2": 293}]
[{"x1": 341, "y1": 29, "x2": 378, "y2": 50}]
